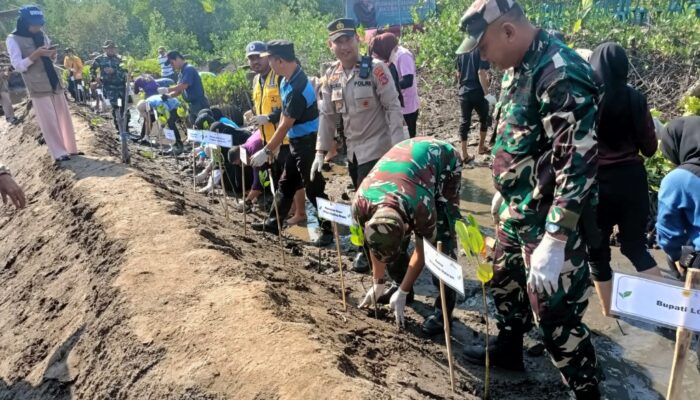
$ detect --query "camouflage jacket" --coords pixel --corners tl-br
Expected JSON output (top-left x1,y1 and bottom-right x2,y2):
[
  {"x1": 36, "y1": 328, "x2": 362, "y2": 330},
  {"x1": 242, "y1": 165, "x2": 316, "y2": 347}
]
[
  {"x1": 492, "y1": 29, "x2": 599, "y2": 232},
  {"x1": 90, "y1": 54, "x2": 127, "y2": 95},
  {"x1": 352, "y1": 137, "x2": 462, "y2": 241}
]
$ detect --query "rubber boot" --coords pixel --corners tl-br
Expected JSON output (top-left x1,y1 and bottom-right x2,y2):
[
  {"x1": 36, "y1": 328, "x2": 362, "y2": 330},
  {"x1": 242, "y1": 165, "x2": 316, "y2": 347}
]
[
  {"x1": 351, "y1": 252, "x2": 370, "y2": 273},
  {"x1": 593, "y1": 279, "x2": 612, "y2": 317},
  {"x1": 463, "y1": 329, "x2": 525, "y2": 371}
]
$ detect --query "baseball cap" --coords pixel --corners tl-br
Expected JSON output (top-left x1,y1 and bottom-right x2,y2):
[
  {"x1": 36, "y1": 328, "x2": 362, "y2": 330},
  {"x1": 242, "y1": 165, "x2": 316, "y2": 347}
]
[
  {"x1": 364, "y1": 207, "x2": 406, "y2": 263},
  {"x1": 261, "y1": 40, "x2": 295, "y2": 61},
  {"x1": 102, "y1": 40, "x2": 118, "y2": 49},
  {"x1": 164, "y1": 50, "x2": 184, "y2": 66},
  {"x1": 456, "y1": 0, "x2": 518, "y2": 55},
  {"x1": 327, "y1": 18, "x2": 357, "y2": 42},
  {"x1": 19, "y1": 5, "x2": 45, "y2": 26},
  {"x1": 246, "y1": 41, "x2": 267, "y2": 57}
]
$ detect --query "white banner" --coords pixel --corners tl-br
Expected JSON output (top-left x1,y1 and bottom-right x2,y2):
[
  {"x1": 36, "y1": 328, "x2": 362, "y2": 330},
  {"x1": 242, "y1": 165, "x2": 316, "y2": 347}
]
[
  {"x1": 612, "y1": 273, "x2": 700, "y2": 331},
  {"x1": 239, "y1": 147, "x2": 248, "y2": 165},
  {"x1": 423, "y1": 239, "x2": 465, "y2": 296},
  {"x1": 316, "y1": 198, "x2": 353, "y2": 226},
  {"x1": 163, "y1": 128, "x2": 176, "y2": 141},
  {"x1": 187, "y1": 129, "x2": 203, "y2": 142}
]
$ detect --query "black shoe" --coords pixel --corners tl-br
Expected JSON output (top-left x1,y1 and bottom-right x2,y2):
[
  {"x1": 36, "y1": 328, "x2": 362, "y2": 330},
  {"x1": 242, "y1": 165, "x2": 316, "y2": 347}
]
[
  {"x1": 463, "y1": 330, "x2": 525, "y2": 371},
  {"x1": 313, "y1": 231, "x2": 333, "y2": 247},
  {"x1": 574, "y1": 385, "x2": 601, "y2": 400},
  {"x1": 351, "y1": 252, "x2": 370, "y2": 273},
  {"x1": 252, "y1": 219, "x2": 280, "y2": 235},
  {"x1": 377, "y1": 284, "x2": 415, "y2": 305},
  {"x1": 422, "y1": 312, "x2": 450, "y2": 336}
]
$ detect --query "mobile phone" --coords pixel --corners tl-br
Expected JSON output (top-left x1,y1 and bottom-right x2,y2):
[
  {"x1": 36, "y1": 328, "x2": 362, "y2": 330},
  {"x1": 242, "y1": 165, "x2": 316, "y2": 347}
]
[{"x1": 48, "y1": 45, "x2": 58, "y2": 50}]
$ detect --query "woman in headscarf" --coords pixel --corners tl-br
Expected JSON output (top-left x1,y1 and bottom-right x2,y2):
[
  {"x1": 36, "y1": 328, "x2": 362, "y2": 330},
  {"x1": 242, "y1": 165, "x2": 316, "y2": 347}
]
[
  {"x1": 587, "y1": 42, "x2": 660, "y2": 316},
  {"x1": 6, "y1": 5, "x2": 78, "y2": 162},
  {"x1": 370, "y1": 33, "x2": 420, "y2": 138},
  {"x1": 656, "y1": 117, "x2": 700, "y2": 274}
]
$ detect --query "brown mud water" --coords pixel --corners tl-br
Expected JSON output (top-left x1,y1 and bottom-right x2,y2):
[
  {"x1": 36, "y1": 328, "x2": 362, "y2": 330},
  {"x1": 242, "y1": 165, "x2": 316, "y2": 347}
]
[{"x1": 0, "y1": 100, "x2": 697, "y2": 399}]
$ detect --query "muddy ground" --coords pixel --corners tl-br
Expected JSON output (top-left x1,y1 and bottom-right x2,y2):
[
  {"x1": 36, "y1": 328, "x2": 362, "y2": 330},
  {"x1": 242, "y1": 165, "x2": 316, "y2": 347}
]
[{"x1": 0, "y1": 93, "x2": 698, "y2": 400}]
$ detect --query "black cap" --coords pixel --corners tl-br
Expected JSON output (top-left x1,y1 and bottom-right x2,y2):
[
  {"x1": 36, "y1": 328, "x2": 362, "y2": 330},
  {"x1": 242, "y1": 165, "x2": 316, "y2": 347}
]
[
  {"x1": 327, "y1": 18, "x2": 356, "y2": 41},
  {"x1": 261, "y1": 40, "x2": 295, "y2": 61},
  {"x1": 246, "y1": 41, "x2": 267, "y2": 57},
  {"x1": 102, "y1": 40, "x2": 117, "y2": 49}
]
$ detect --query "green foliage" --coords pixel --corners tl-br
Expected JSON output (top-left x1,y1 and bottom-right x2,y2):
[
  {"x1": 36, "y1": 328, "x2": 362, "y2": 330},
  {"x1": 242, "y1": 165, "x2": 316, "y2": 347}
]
[
  {"x1": 680, "y1": 96, "x2": 700, "y2": 116},
  {"x1": 132, "y1": 58, "x2": 161, "y2": 76},
  {"x1": 645, "y1": 146, "x2": 675, "y2": 193},
  {"x1": 200, "y1": 70, "x2": 251, "y2": 110}
]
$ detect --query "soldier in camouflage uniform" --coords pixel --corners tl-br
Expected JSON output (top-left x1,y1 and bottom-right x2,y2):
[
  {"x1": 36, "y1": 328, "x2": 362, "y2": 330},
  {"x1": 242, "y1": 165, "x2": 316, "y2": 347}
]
[
  {"x1": 352, "y1": 137, "x2": 463, "y2": 331},
  {"x1": 90, "y1": 40, "x2": 129, "y2": 131},
  {"x1": 457, "y1": 1, "x2": 601, "y2": 399}
]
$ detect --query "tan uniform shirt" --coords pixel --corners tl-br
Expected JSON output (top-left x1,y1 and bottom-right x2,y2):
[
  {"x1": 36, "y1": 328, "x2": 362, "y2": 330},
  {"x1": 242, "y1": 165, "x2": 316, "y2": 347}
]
[{"x1": 317, "y1": 59, "x2": 406, "y2": 165}]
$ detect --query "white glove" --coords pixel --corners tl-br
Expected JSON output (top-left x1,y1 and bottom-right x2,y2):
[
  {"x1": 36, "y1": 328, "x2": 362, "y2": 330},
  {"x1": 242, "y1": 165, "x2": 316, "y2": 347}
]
[
  {"x1": 528, "y1": 233, "x2": 567, "y2": 296},
  {"x1": 253, "y1": 114, "x2": 270, "y2": 125},
  {"x1": 310, "y1": 152, "x2": 325, "y2": 181},
  {"x1": 250, "y1": 148, "x2": 269, "y2": 168},
  {"x1": 358, "y1": 283, "x2": 384, "y2": 308},
  {"x1": 491, "y1": 192, "x2": 504, "y2": 224},
  {"x1": 389, "y1": 288, "x2": 409, "y2": 328}
]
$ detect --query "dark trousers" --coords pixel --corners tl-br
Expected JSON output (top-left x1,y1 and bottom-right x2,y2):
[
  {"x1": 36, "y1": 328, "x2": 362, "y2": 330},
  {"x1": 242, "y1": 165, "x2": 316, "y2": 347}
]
[
  {"x1": 403, "y1": 110, "x2": 419, "y2": 138},
  {"x1": 111, "y1": 92, "x2": 131, "y2": 132},
  {"x1": 269, "y1": 134, "x2": 330, "y2": 231},
  {"x1": 187, "y1": 99, "x2": 210, "y2": 125},
  {"x1": 588, "y1": 162, "x2": 657, "y2": 281},
  {"x1": 348, "y1": 155, "x2": 379, "y2": 189},
  {"x1": 458, "y1": 89, "x2": 490, "y2": 141}
]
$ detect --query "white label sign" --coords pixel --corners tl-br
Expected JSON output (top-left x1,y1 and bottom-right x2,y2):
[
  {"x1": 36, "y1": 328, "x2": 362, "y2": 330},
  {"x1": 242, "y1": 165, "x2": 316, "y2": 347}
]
[
  {"x1": 163, "y1": 128, "x2": 176, "y2": 141},
  {"x1": 202, "y1": 130, "x2": 233, "y2": 148},
  {"x1": 187, "y1": 129, "x2": 203, "y2": 142},
  {"x1": 96, "y1": 88, "x2": 103, "y2": 96},
  {"x1": 612, "y1": 273, "x2": 700, "y2": 332},
  {"x1": 423, "y1": 239, "x2": 465, "y2": 296},
  {"x1": 239, "y1": 147, "x2": 248, "y2": 165},
  {"x1": 316, "y1": 198, "x2": 352, "y2": 226}
]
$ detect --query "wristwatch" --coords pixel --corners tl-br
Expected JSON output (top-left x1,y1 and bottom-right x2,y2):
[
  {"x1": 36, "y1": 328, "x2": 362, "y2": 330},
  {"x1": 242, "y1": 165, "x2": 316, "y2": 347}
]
[{"x1": 545, "y1": 222, "x2": 569, "y2": 240}]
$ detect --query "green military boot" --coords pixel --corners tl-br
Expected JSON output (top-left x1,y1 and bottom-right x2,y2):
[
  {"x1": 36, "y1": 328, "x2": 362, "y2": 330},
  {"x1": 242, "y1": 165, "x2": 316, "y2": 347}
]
[{"x1": 463, "y1": 329, "x2": 525, "y2": 371}]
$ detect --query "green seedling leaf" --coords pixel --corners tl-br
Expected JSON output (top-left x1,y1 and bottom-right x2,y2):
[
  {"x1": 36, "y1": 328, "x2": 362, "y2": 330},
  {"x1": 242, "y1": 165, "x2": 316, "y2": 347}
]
[
  {"x1": 258, "y1": 170, "x2": 270, "y2": 188},
  {"x1": 350, "y1": 225, "x2": 364, "y2": 246},
  {"x1": 476, "y1": 262, "x2": 494, "y2": 283}
]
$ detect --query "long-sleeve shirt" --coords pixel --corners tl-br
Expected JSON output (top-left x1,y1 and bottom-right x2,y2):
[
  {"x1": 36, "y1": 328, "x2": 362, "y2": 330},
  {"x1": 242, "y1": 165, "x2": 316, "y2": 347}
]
[
  {"x1": 656, "y1": 168, "x2": 700, "y2": 261},
  {"x1": 317, "y1": 59, "x2": 406, "y2": 165},
  {"x1": 6, "y1": 34, "x2": 54, "y2": 73},
  {"x1": 492, "y1": 30, "x2": 599, "y2": 233},
  {"x1": 63, "y1": 55, "x2": 83, "y2": 80}
]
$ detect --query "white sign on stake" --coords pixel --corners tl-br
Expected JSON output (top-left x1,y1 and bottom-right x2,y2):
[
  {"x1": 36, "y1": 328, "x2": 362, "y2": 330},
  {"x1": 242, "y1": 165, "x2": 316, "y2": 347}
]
[
  {"x1": 163, "y1": 128, "x2": 176, "y2": 141},
  {"x1": 316, "y1": 198, "x2": 353, "y2": 226},
  {"x1": 612, "y1": 273, "x2": 700, "y2": 331},
  {"x1": 239, "y1": 147, "x2": 248, "y2": 165},
  {"x1": 423, "y1": 239, "x2": 465, "y2": 296},
  {"x1": 202, "y1": 130, "x2": 233, "y2": 148},
  {"x1": 187, "y1": 129, "x2": 203, "y2": 142}
]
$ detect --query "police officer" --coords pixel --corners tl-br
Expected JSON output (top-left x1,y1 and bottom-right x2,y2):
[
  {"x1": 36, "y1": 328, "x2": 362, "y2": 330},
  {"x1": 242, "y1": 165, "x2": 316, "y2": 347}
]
[
  {"x1": 311, "y1": 18, "x2": 406, "y2": 273},
  {"x1": 458, "y1": 1, "x2": 601, "y2": 399},
  {"x1": 91, "y1": 40, "x2": 129, "y2": 132}
]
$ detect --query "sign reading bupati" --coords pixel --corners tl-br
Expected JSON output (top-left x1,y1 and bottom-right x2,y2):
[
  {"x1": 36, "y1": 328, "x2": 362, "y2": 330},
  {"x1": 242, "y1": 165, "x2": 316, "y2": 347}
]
[
  {"x1": 611, "y1": 273, "x2": 700, "y2": 332},
  {"x1": 186, "y1": 129, "x2": 233, "y2": 147},
  {"x1": 346, "y1": 0, "x2": 437, "y2": 28},
  {"x1": 316, "y1": 198, "x2": 353, "y2": 226},
  {"x1": 423, "y1": 239, "x2": 465, "y2": 296}
]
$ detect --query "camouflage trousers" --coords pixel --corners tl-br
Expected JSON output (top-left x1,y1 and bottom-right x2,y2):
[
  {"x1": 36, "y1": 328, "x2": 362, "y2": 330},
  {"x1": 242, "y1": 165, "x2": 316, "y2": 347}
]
[
  {"x1": 386, "y1": 202, "x2": 457, "y2": 315},
  {"x1": 492, "y1": 217, "x2": 599, "y2": 393}
]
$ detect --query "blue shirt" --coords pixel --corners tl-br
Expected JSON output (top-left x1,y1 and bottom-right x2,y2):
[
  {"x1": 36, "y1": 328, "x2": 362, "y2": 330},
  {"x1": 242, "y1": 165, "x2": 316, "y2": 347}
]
[
  {"x1": 280, "y1": 66, "x2": 318, "y2": 139},
  {"x1": 178, "y1": 63, "x2": 208, "y2": 106},
  {"x1": 146, "y1": 94, "x2": 180, "y2": 111},
  {"x1": 656, "y1": 168, "x2": 700, "y2": 261}
]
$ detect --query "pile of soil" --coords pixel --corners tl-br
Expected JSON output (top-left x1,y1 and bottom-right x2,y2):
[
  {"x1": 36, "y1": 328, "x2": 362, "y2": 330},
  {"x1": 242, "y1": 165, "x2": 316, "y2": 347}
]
[{"x1": 0, "y1": 101, "x2": 582, "y2": 399}]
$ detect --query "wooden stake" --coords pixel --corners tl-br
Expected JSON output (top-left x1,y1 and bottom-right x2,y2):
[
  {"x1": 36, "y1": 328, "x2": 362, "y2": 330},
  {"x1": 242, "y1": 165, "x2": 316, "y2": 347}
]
[
  {"x1": 216, "y1": 156, "x2": 229, "y2": 220},
  {"x1": 267, "y1": 164, "x2": 285, "y2": 266},
  {"x1": 667, "y1": 268, "x2": 700, "y2": 400},
  {"x1": 241, "y1": 162, "x2": 247, "y2": 235},
  {"x1": 332, "y1": 220, "x2": 347, "y2": 311},
  {"x1": 437, "y1": 241, "x2": 456, "y2": 394},
  {"x1": 192, "y1": 146, "x2": 196, "y2": 192}
]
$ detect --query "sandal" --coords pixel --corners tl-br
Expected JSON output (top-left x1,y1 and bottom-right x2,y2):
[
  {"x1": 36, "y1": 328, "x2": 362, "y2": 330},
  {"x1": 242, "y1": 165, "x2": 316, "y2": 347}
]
[
  {"x1": 55, "y1": 155, "x2": 71, "y2": 162},
  {"x1": 463, "y1": 154, "x2": 475, "y2": 164}
]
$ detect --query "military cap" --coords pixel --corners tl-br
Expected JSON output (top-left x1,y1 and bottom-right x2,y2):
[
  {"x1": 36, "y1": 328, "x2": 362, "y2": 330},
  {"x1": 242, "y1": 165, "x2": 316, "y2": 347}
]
[
  {"x1": 457, "y1": 0, "x2": 518, "y2": 54},
  {"x1": 365, "y1": 207, "x2": 406, "y2": 263},
  {"x1": 261, "y1": 40, "x2": 295, "y2": 61}
]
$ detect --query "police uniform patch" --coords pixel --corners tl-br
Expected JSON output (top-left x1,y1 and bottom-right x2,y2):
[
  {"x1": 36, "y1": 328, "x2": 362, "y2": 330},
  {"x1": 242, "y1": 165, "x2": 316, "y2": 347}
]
[{"x1": 373, "y1": 66, "x2": 389, "y2": 86}]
